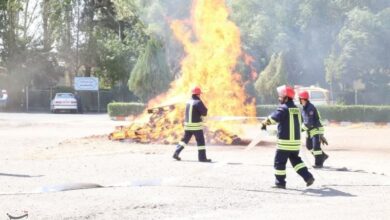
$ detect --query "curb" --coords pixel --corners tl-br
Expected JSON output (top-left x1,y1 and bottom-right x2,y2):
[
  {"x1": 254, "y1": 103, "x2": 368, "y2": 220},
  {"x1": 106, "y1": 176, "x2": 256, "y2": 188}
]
[
  {"x1": 110, "y1": 116, "x2": 133, "y2": 121},
  {"x1": 326, "y1": 120, "x2": 390, "y2": 127},
  {"x1": 111, "y1": 117, "x2": 390, "y2": 127}
]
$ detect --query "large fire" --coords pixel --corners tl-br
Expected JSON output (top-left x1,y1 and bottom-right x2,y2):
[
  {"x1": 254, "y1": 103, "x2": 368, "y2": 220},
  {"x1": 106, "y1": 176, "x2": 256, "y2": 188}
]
[{"x1": 110, "y1": 0, "x2": 256, "y2": 145}]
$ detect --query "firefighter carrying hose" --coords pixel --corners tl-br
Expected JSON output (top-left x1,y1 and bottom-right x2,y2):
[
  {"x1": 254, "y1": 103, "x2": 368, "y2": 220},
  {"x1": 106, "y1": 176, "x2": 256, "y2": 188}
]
[
  {"x1": 298, "y1": 90, "x2": 329, "y2": 168},
  {"x1": 172, "y1": 86, "x2": 212, "y2": 162},
  {"x1": 262, "y1": 85, "x2": 314, "y2": 189}
]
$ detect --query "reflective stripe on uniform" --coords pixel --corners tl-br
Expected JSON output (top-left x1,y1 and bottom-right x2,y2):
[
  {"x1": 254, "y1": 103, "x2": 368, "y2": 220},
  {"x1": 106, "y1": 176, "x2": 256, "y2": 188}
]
[
  {"x1": 275, "y1": 169, "x2": 286, "y2": 176},
  {"x1": 318, "y1": 110, "x2": 325, "y2": 127},
  {"x1": 289, "y1": 108, "x2": 300, "y2": 141},
  {"x1": 188, "y1": 100, "x2": 194, "y2": 124},
  {"x1": 312, "y1": 150, "x2": 323, "y2": 156},
  {"x1": 277, "y1": 139, "x2": 301, "y2": 145},
  {"x1": 198, "y1": 146, "x2": 206, "y2": 150},
  {"x1": 294, "y1": 163, "x2": 306, "y2": 172},
  {"x1": 184, "y1": 126, "x2": 203, "y2": 131},
  {"x1": 277, "y1": 144, "x2": 300, "y2": 151},
  {"x1": 309, "y1": 127, "x2": 324, "y2": 137},
  {"x1": 178, "y1": 141, "x2": 186, "y2": 147},
  {"x1": 268, "y1": 116, "x2": 277, "y2": 125}
]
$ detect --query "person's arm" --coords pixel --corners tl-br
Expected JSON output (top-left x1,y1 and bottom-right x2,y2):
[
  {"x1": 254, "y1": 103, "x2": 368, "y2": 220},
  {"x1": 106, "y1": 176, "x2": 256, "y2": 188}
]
[
  {"x1": 305, "y1": 105, "x2": 317, "y2": 129},
  {"x1": 197, "y1": 100, "x2": 208, "y2": 116},
  {"x1": 262, "y1": 106, "x2": 284, "y2": 129},
  {"x1": 313, "y1": 107, "x2": 324, "y2": 127}
]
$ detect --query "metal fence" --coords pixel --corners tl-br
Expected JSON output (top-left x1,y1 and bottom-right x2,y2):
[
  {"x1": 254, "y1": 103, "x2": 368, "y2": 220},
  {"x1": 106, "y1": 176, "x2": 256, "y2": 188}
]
[{"x1": 3, "y1": 87, "x2": 138, "y2": 113}]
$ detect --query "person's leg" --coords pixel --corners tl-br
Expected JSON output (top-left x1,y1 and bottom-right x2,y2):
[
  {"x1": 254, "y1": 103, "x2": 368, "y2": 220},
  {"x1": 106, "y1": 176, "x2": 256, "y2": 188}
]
[
  {"x1": 312, "y1": 135, "x2": 326, "y2": 168},
  {"x1": 173, "y1": 131, "x2": 193, "y2": 160},
  {"x1": 306, "y1": 134, "x2": 313, "y2": 151},
  {"x1": 289, "y1": 151, "x2": 315, "y2": 186},
  {"x1": 194, "y1": 130, "x2": 211, "y2": 162},
  {"x1": 274, "y1": 150, "x2": 289, "y2": 188}
]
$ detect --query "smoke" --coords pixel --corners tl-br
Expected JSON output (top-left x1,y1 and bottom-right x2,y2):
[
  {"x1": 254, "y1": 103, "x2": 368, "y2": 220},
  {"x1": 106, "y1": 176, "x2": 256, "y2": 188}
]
[
  {"x1": 132, "y1": 0, "x2": 192, "y2": 77},
  {"x1": 130, "y1": 0, "x2": 390, "y2": 104},
  {"x1": 227, "y1": 0, "x2": 390, "y2": 105}
]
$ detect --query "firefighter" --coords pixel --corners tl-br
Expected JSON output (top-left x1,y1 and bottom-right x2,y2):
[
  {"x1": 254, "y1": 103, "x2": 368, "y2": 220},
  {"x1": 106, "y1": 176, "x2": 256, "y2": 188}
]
[
  {"x1": 298, "y1": 90, "x2": 329, "y2": 168},
  {"x1": 172, "y1": 86, "x2": 211, "y2": 162},
  {"x1": 262, "y1": 85, "x2": 314, "y2": 189}
]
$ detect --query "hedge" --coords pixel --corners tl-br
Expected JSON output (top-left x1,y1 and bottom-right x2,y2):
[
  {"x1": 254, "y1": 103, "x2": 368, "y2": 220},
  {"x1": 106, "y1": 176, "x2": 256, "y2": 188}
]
[
  {"x1": 256, "y1": 105, "x2": 390, "y2": 122},
  {"x1": 108, "y1": 103, "x2": 390, "y2": 122},
  {"x1": 107, "y1": 102, "x2": 145, "y2": 117}
]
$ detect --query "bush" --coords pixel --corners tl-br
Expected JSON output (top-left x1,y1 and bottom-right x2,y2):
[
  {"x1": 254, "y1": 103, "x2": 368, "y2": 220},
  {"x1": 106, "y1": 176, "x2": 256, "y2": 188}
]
[
  {"x1": 256, "y1": 105, "x2": 277, "y2": 117},
  {"x1": 108, "y1": 102, "x2": 145, "y2": 117},
  {"x1": 256, "y1": 105, "x2": 390, "y2": 122}
]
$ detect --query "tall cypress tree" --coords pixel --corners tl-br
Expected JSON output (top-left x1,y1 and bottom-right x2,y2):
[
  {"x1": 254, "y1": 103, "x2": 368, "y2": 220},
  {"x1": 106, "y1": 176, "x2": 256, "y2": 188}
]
[
  {"x1": 254, "y1": 52, "x2": 287, "y2": 104},
  {"x1": 128, "y1": 37, "x2": 172, "y2": 102}
]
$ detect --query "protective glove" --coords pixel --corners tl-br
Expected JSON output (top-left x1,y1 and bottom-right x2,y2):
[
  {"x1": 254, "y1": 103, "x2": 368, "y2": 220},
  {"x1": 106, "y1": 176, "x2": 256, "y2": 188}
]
[
  {"x1": 261, "y1": 123, "x2": 267, "y2": 130},
  {"x1": 320, "y1": 135, "x2": 328, "y2": 145}
]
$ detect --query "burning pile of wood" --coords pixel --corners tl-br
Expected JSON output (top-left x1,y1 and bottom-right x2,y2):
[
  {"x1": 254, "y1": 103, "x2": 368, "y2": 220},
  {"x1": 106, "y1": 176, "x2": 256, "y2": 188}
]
[{"x1": 109, "y1": 104, "x2": 247, "y2": 145}]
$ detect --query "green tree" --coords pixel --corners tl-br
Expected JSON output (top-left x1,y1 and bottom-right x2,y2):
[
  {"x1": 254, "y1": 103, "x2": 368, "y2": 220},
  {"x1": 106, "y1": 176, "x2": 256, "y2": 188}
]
[
  {"x1": 128, "y1": 38, "x2": 172, "y2": 101},
  {"x1": 254, "y1": 52, "x2": 287, "y2": 104},
  {"x1": 325, "y1": 8, "x2": 389, "y2": 103}
]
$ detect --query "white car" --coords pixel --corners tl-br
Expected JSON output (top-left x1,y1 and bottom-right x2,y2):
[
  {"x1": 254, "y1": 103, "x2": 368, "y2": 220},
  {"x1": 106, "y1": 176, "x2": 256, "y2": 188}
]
[
  {"x1": 50, "y1": 93, "x2": 78, "y2": 113},
  {"x1": 0, "y1": 89, "x2": 7, "y2": 110}
]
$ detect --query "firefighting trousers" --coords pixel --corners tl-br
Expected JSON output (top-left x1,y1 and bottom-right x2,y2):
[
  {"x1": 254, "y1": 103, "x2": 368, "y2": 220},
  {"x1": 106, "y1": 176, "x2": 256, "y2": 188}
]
[
  {"x1": 274, "y1": 150, "x2": 313, "y2": 186},
  {"x1": 178, "y1": 130, "x2": 206, "y2": 149},
  {"x1": 306, "y1": 134, "x2": 325, "y2": 165}
]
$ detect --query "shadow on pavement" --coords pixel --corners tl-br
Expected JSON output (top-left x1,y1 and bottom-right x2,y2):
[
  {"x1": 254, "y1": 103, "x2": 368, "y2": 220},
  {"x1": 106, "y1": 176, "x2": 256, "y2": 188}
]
[
  {"x1": 168, "y1": 184, "x2": 356, "y2": 197},
  {"x1": 0, "y1": 172, "x2": 44, "y2": 178},
  {"x1": 300, "y1": 187, "x2": 356, "y2": 197},
  {"x1": 319, "y1": 166, "x2": 387, "y2": 176}
]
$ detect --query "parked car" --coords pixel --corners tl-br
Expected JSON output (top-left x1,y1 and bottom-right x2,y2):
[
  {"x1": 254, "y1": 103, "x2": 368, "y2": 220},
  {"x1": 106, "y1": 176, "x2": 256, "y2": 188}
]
[
  {"x1": 294, "y1": 85, "x2": 331, "y2": 105},
  {"x1": 0, "y1": 89, "x2": 7, "y2": 111},
  {"x1": 50, "y1": 93, "x2": 78, "y2": 113}
]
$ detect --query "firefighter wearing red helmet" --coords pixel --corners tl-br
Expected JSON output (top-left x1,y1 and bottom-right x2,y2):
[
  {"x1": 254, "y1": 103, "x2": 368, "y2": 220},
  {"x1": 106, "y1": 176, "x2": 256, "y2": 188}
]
[
  {"x1": 261, "y1": 85, "x2": 314, "y2": 189},
  {"x1": 298, "y1": 90, "x2": 329, "y2": 168},
  {"x1": 172, "y1": 86, "x2": 211, "y2": 162}
]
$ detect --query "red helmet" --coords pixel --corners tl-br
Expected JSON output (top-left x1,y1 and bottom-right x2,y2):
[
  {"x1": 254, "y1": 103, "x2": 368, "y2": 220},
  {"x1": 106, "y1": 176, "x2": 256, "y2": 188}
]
[
  {"x1": 298, "y1": 90, "x2": 309, "y2": 100},
  {"x1": 191, "y1": 86, "x2": 202, "y2": 95},
  {"x1": 277, "y1": 85, "x2": 295, "y2": 99}
]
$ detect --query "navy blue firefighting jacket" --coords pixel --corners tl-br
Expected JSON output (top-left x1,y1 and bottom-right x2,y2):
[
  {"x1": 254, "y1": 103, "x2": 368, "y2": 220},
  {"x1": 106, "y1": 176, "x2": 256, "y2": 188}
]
[
  {"x1": 267, "y1": 100, "x2": 302, "y2": 151},
  {"x1": 184, "y1": 95, "x2": 208, "y2": 131},
  {"x1": 301, "y1": 101, "x2": 324, "y2": 137}
]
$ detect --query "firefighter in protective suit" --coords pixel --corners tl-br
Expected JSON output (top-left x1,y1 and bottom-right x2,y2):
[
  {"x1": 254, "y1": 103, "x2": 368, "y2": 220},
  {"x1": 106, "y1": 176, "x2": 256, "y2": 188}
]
[
  {"x1": 298, "y1": 91, "x2": 329, "y2": 168},
  {"x1": 173, "y1": 86, "x2": 211, "y2": 162},
  {"x1": 262, "y1": 85, "x2": 314, "y2": 189}
]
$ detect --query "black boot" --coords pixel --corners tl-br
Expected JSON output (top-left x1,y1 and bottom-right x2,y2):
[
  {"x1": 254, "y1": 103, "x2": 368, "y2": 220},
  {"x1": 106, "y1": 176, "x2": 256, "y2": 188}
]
[
  {"x1": 313, "y1": 153, "x2": 329, "y2": 168},
  {"x1": 306, "y1": 177, "x2": 315, "y2": 187},
  {"x1": 198, "y1": 149, "x2": 212, "y2": 162},
  {"x1": 272, "y1": 184, "x2": 286, "y2": 189},
  {"x1": 323, "y1": 153, "x2": 329, "y2": 163},
  {"x1": 173, "y1": 145, "x2": 184, "y2": 161}
]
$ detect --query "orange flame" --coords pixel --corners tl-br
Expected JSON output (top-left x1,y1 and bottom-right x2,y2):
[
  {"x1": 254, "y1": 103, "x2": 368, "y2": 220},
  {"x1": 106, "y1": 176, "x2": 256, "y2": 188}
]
[
  {"x1": 166, "y1": 0, "x2": 254, "y2": 116},
  {"x1": 244, "y1": 53, "x2": 258, "y2": 80},
  {"x1": 110, "y1": 0, "x2": 256, "y2": 144}
]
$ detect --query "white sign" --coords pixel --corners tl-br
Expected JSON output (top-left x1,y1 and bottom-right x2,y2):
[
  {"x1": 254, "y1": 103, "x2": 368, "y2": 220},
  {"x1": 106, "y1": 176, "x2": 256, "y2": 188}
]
[
  {"x1": 74, "y1": 77, "x2": 99, "y2": 91},
  {"x1": 353, "y1": 79, "x2": 365, "y2": 91}
]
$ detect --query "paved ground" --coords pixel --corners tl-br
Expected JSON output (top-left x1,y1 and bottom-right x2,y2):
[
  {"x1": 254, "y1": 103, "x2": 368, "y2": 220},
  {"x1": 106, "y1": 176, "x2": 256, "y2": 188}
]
[{"x1": 0, "y1": 113, "x2": 389, "y2": 219}]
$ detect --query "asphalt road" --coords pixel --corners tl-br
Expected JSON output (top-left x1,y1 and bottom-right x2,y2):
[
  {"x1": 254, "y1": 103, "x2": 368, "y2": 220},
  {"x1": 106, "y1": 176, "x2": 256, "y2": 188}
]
[{"x1": 0, "y1": 113, "x2": 389, "y2": 219}]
